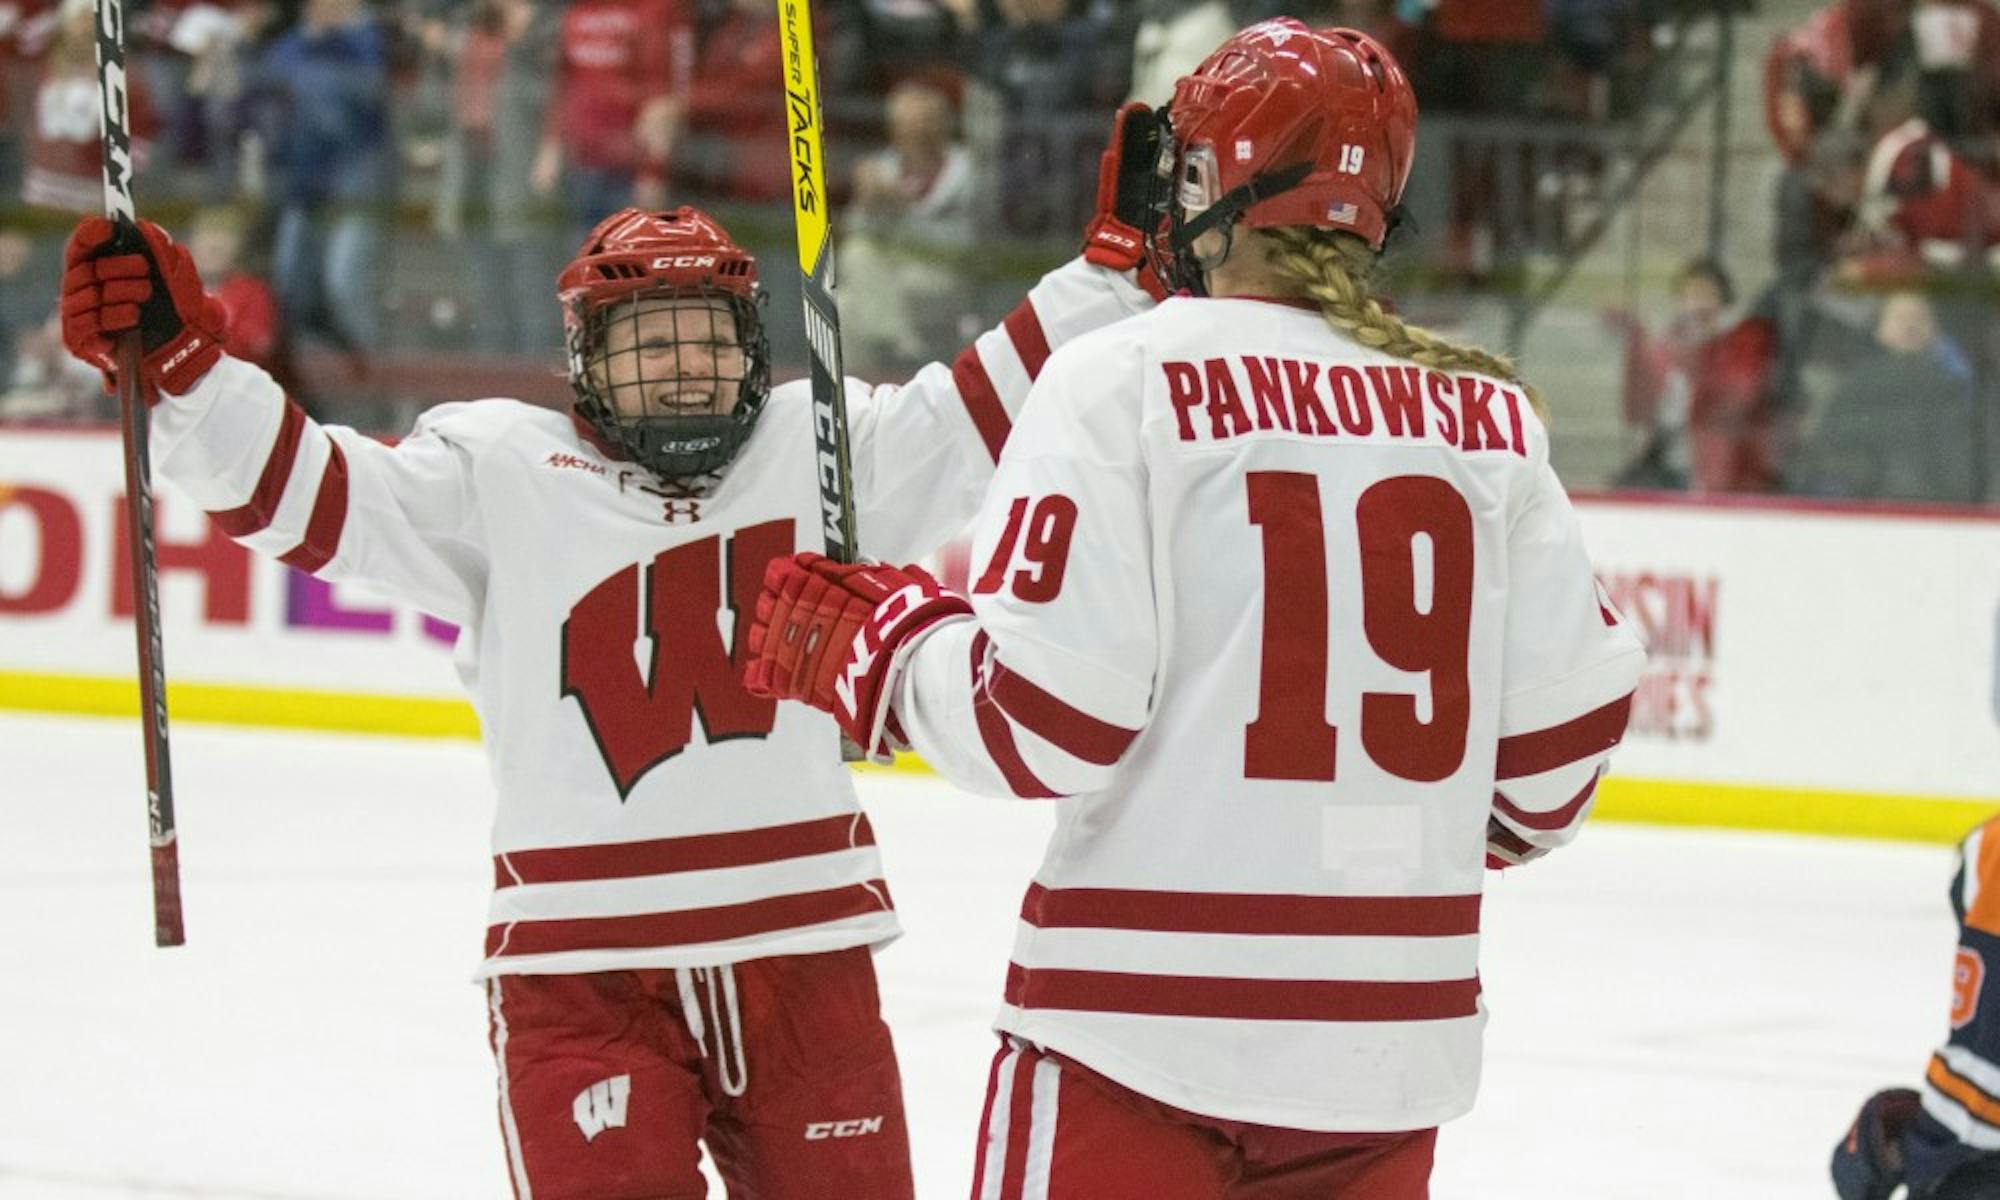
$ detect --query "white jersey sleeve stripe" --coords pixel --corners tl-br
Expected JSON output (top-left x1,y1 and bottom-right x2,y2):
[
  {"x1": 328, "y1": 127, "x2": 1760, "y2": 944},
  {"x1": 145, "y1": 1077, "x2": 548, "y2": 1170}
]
[
  {"x1": 1495, "y1": 693, "x2": 1634, "y2": 779},
  {"x1": 1492, "y1": 768, "x2": 1601, "y2": 834},
  {"x1": 989, "y1": 655, "x2": 1141, "y2": 767},
  {"x1": 274, "y1": 439, "x2": 350, "y2": 573},
  {"x1": 951, "y1": 342, "x2": 1013, "y2": 463},
  {"x1": 971, "y1": 631, "x2": 1064, "y2": 798},
  {"x1": 210, "y1": 399, "x2": 307, "y2": 537}
]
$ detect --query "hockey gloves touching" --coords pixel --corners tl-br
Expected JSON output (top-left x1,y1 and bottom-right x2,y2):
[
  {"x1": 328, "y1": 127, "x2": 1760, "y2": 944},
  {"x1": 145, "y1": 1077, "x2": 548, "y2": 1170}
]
[
  {"x1": 1831, "y1": 1088, "x2": 1916, "y2": 1200},
  {"x1": 1082, "y1": 102, "x2": 1170, "y2": 301},
  {"x1": 743, "y1": 553, "x2": 972, "y2": 761},
  {"x1": 61, "y1": 216, "x2": 227, "y2": 400}
]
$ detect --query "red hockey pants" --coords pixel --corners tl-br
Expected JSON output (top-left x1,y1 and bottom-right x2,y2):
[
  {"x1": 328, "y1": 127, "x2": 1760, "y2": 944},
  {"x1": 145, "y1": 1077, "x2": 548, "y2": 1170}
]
[
  {"x1": 485, "y1": 946, "x2": 912, "y2": 1199},
  {"x1": 970, "y1": 1038, "x2": 1437, "y2": 1199}
]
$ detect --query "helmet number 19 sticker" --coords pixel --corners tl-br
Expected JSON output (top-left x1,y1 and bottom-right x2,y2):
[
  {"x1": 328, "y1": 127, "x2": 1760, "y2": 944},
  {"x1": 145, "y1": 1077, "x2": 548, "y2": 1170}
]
[{"x1": 1338, "y1": 145, "x2": 1365, "y2": 174}]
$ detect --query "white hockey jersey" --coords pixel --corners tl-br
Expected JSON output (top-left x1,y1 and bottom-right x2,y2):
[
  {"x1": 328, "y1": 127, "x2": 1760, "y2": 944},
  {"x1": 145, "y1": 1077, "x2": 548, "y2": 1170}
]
[
  {"x1": 149, "y1": 258, "x2": 1149, "y2": 978},
  {"x1": 895, "y1": 295, "x2": 1647, "y2": 1132}
]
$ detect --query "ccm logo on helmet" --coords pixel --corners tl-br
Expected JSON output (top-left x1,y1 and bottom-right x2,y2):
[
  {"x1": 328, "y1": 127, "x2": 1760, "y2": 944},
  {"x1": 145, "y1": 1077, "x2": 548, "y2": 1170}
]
[
  {"x1": 650, "y1": 255, "x2": 719, "y2": 269},
  {"x1": 805, "y1": 1116, "x2": 884, "y2": 1140}
]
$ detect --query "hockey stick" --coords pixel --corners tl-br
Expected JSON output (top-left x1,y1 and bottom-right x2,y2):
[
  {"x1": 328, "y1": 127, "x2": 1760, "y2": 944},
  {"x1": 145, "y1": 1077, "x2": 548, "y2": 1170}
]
[
  {"x1": 777, "y1": 0, "x2": 858, "y2": 564},
  {"x1": 93, "y1": 0, "x2": 185, "y2": 946}
]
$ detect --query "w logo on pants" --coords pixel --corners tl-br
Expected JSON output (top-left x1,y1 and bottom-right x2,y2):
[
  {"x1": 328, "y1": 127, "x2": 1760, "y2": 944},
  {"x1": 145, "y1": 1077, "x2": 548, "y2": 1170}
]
[{"x1": 572, "y1": 1074, "x2": 632, "y2": 1143}]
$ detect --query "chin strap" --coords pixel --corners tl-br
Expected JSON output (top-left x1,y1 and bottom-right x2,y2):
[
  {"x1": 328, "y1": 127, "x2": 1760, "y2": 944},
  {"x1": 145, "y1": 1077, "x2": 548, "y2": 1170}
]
[
  {"x1": 1167, "y1": 162, "x2": 1314, "y2": 255},
  {"x1": 1164, "y1": 161, "x2": 1314, "y2": 297}
]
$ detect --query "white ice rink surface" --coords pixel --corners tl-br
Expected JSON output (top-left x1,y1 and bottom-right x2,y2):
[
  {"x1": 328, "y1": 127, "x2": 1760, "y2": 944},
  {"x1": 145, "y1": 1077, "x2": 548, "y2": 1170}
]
[{"x1": 0, "y1": 712, "x2": 1963, "y2": 1199}]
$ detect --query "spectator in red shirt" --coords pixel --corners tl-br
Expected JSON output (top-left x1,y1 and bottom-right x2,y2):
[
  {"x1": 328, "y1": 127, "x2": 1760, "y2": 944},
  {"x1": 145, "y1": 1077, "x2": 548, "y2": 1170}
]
[
  {"x1": 677, "y1": 0, "x2": 790, "y2": 205},
  {"x1": 189, "y1": 206, "x2": 290, "y2": 381},
  {"x1": 1612, "y1": 259, "x2": 1785, "y2": 494},
  {"x1": 1841, "y1": 103, "x2": 2000, "y2": 287},
  {"x1": 530, "y1": 0, "x2": 694, "y2": 242}
]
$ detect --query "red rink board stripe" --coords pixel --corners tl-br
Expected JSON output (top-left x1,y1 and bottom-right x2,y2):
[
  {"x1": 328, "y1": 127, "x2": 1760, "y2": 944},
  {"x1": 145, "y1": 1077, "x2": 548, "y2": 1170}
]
[
  {"x1": 1493, "y1": 772, "x2": 1600, "y2": 833},
  {"x1": 485, "y1": 880, "x2": 892, "y2": 958},
  {"x1": 1005, "y1": 964, "x2": 1482, "y2": 1023},
  {"x1": 211, "y1": 401, "x2": 307, "y2": 537},
  {"x1": 1021, "y1": 883, "x2": 1481, "y2": 938},
  {"x1": 989, "y1": 659, "x2": 1138, "y2": 766},
  {"x1": 1495, "y1": 694, "x2": 1633, "y2": 780},
  {"x1": 494, "y1": 813, "x2": 878, "y2": 889}
]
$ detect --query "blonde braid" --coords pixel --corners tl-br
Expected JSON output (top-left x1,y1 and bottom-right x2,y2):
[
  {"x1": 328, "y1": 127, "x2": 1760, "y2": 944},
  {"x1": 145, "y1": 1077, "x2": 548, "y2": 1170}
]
[{"x1": 1262, "y1": 226, "x2": 1548, "y2": 421}]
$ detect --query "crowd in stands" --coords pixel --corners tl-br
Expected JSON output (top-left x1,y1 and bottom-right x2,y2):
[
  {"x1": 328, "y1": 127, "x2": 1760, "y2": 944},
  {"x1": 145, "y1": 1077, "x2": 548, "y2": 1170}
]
[
  {"x1": 1613, "y1": 0, "x2": 1997, "y2": 503},
  {"x1": 0, "y1": 0, "x2": 1992, "y2": 504}
]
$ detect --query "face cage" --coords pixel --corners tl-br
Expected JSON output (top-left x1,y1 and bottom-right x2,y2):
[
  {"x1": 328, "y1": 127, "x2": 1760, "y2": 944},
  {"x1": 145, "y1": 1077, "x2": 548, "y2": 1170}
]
[
  {"x1": 568, "y1": 287, "x2": 772, "y2": 482},
  {"x1": 1141, "y1": 118, "x2": 1223, "y2": 298}
]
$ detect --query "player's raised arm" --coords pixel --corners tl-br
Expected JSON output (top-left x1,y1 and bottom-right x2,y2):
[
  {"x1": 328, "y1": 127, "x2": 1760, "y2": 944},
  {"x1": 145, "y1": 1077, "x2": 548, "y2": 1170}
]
[
  {"x1": 743, "y1": 328, "x2": 1156, "y2": 793},
  {"x1": 60, "y1": 216, "x2": 489, "y2": 627},
  {"x1": 838, "y1": 104, "x2": 1165, "y2": 564}
]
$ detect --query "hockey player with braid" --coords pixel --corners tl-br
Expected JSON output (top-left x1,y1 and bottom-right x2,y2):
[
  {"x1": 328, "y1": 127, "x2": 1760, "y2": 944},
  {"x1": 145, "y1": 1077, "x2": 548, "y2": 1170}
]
[
  {"x1": 1834, "y1": 812, "x2": 2000, "y2": 1200},
  {"x1": 745, "y1": 22, "x2": 1646, "y2": 1198},
  {"x1": 55, "y1": 192, "x2": 1152, "y2": 1195}
]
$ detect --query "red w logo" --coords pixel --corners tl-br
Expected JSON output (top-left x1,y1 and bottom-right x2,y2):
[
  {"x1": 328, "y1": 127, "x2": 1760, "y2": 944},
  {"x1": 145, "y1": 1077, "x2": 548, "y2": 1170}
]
[{"x1": 561, "y1": 520, "x2": 794, "y2": 797}]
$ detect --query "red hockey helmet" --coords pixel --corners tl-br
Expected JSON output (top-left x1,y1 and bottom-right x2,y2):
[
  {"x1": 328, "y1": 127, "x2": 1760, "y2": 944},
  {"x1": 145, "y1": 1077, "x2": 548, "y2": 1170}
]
[
  {"x1": 1153, "y1": 21, "x2": 1417, "y2": 288},
  {"x1": 557, "y1": 207, "x2": 772, "y2": 481}
]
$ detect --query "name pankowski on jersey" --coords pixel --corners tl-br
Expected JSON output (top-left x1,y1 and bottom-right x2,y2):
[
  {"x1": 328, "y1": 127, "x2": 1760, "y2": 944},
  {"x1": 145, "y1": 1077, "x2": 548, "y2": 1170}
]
[
  {"x1": 147, "y1": 257, "x2": 1149, "y2": 978},
  {"x1": 894, "y1": 296, "x2": 1649, "y2": 1132}
]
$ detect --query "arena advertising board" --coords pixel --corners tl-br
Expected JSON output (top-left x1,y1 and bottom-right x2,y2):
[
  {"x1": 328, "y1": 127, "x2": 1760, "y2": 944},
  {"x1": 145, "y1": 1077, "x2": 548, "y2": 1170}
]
[
  {"x1": 0, "y1": 426, "x2": 472, "y2": 736},
  {"x1": 3, "y1": 428, "x2": 1996, "y2": 839}
]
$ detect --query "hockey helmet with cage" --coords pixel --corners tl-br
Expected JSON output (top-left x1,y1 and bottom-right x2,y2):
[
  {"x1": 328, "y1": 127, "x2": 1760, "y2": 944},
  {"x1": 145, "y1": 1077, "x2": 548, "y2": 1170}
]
[
  {"x1": 1150, "y1": 20, "x2": 1418, "y2": 293},
  {"x1": 558, "y1": 207, "x2": 772, "y2": 482}
]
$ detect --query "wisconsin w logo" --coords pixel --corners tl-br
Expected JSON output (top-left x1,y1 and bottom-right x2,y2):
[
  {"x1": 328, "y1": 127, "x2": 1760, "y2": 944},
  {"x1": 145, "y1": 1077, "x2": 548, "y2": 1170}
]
[
  {"x1": 573, "y1": 1074, "x2": 632, "y2": 1143},
  {"x1": 561, "y1": 521, "x2": 794, "y2": 797}
]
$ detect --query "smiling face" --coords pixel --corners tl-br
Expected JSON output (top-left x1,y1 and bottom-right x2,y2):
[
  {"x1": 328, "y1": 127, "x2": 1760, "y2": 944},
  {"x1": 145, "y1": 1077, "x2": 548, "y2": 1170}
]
[{"x1": 587, "y1": 295, "x2": 747, "y2": 421}]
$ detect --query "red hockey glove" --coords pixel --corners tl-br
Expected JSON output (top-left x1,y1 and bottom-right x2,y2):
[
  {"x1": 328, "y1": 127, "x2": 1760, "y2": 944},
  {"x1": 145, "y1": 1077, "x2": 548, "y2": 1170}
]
[
  {"x1": 743, "y1": 553, "x2": 972, "y2": 759},
  {"x1": 61, "y1": 216, "x2": 228, "y2": 399},
  {"x1": 1484, "y1": 816, "x2": 1549, "y2": 870},
  {"x1": 1082, "y1": 101, "x2": 1169, "y2": 301}
]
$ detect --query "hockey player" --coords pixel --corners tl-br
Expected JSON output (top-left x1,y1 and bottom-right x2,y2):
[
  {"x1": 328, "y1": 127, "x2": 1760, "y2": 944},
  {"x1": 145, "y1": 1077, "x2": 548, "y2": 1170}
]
[
  {"x1": 1834, "y1": 812, "x2": 2000, "y2": 1200},
  {"x1": 744, "y1": 22, "x2": 1646, "y2": 1198},
  {"x1": 56, "y1": 199, "x2": 1150, "y2": 1196}
]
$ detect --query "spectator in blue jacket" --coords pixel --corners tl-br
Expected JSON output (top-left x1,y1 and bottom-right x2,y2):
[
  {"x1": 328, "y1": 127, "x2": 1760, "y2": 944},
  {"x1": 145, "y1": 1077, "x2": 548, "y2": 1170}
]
[{"x1": 243, "y1": 0, "x2": 393, "y2": 353}]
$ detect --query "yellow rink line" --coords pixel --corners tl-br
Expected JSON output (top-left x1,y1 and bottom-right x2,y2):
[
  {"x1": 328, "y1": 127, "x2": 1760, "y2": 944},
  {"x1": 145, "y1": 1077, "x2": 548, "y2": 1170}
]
[{"x1": 3, "y1": 669, "x2": 1992, "y2": 844}]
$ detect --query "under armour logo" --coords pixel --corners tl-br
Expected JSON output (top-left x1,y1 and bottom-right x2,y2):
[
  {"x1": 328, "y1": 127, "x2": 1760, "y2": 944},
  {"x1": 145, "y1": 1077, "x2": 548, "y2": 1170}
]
[
  {"x1": 573, "y1": 1074, "x2": 632, "y2": 1143},
  {"x1": 634, "y1": 482, "x2": 703, "y2": 524}
]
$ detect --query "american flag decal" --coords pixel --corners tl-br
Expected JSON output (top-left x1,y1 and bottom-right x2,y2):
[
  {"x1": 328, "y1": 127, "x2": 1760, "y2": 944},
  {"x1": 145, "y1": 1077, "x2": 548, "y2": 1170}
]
[{"x1": 1328, "y1": 201, "x2": 1359, "y2": 225}]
